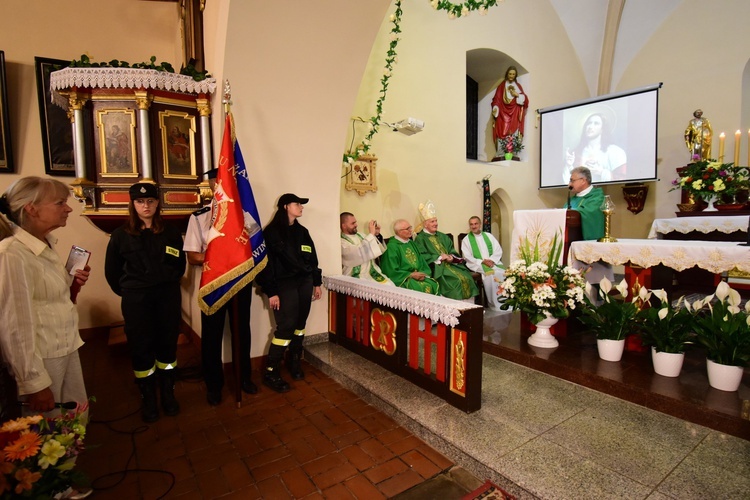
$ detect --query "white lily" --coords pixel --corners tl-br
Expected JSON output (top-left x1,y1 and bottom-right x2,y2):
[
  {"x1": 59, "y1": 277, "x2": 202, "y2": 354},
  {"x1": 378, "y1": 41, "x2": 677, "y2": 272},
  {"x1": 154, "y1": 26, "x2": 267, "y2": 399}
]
[
  {"x1": 599, "y1": 277, "x2": 612, "y2": 295},
  {"x1": 715, "y1": 281, "x2": 730, "y2": 302},
  {"x1": 658, "y1": 307, "x2": 669, "y2": 320},
  {"x1": 651, "y1": 289, "x2": 668, "y2": 305},
  {"x1": 614, "y1": 279, "x2": 629, "y2": 298},
  {"x1": 637, "y1": 285, "x2": 652, "y2": 304}
]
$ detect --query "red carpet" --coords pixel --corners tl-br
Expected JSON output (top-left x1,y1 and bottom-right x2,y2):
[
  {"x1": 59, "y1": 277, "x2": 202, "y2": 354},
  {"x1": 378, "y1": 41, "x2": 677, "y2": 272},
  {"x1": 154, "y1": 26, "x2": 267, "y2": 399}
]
[{"x1": 462, "y1": 480, "x2": 516, "y2": 500}]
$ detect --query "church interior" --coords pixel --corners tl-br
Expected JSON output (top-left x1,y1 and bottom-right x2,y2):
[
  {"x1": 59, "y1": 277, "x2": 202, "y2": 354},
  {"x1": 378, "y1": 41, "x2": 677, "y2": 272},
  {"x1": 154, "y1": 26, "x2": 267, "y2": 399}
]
[{"x1": 1, "y1": 0, "x2": 749, "y2": 498}]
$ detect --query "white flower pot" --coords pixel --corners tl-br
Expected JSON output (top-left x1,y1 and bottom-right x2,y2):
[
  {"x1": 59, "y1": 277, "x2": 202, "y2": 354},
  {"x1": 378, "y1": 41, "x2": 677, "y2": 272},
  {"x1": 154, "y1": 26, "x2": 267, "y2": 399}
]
[
  {"x1": 706, "y1": 359, "x2": 744, "y2": 392},
  {"x1": 597, "y1": 338, "x2": 625, "y2": 362},
  {"x1": 651, "y1": 348, "x2": 685, "y2": 378},
  {"x1": 528, "y1": 314, "x2": 559, "y2": 349}
]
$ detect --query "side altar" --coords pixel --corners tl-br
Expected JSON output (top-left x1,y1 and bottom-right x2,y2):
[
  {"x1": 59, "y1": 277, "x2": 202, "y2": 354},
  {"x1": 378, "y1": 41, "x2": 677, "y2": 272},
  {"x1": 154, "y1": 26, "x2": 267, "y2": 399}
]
[{"x1": 49, "y1": 67, "x2": 218, "y2": 233}]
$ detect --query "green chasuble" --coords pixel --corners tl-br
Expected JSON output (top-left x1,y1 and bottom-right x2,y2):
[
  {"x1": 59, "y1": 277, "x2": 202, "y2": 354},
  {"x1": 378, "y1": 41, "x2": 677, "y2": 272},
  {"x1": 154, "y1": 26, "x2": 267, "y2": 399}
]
[
  {"x1": 380, "y1": 238, "x2": 439, "y2": 294},
  {"x1": 568, "y1": 187, "x2": 605, "y2": 241},
  {"x1": 414, "y1": 231, "x2": 479, "y2": 300}
]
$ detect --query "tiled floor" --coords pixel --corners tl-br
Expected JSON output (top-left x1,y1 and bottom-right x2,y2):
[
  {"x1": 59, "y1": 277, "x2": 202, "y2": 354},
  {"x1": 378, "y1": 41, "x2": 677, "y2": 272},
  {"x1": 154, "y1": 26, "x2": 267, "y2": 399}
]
[
  {"x1": 76, "y1": 333, "x2": 468, "y2": 499},
  {"x1": 304, "y1": 310, "x2": 750, "y2": 500}
]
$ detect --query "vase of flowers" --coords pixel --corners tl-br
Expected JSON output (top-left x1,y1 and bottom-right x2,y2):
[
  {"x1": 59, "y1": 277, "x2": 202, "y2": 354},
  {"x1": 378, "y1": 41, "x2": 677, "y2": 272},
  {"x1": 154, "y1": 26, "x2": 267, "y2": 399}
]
[
  {"x1": 0, "y1": 406, "x2": 89, "y2": 498},
  {"x1": 496, "y1": 130, "x2": 524, "y2": 160},
  {"x1": 498, "y1": 233, "x2": 586, "y2": 348},
  {"x1": 671, "y1": 160, "x2": 737, "y2": 212},
  {"x1": 578, "y1": 277, "x2": 651, "y2": 362},
  {"x1": 691, "y1": 281, "x2": 750, "y2": 391},
  {"x1": 637, "y1": 290, "x2": 696, "y2": 377}
]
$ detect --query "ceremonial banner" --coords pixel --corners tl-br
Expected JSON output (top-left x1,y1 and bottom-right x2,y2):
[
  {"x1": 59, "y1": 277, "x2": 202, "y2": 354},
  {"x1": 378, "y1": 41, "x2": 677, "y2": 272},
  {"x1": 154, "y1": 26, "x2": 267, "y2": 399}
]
[{"x1": 198, "y1": 114, "x2": 267, "y2": 314}]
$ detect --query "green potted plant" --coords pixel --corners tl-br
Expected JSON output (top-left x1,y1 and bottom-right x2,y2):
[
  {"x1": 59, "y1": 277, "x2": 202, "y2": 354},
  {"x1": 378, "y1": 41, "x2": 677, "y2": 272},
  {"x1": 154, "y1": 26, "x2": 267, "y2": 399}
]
[
  {"x1": 691, "y1": 281, "x2": 750, "y2": 391},
  {"x1": 637, "y1": 290, "x2": 696, "y2": 377},
  {"x1": 578, "y1": 277, "x2": 649, "y2": 362}
]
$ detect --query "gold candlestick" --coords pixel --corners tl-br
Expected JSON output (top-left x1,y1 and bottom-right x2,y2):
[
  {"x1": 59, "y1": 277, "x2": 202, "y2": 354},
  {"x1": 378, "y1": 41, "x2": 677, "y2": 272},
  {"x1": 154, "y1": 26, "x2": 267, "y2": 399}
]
[{"x1": 598, "y1": 195, "x2": 617, "y2": 243}]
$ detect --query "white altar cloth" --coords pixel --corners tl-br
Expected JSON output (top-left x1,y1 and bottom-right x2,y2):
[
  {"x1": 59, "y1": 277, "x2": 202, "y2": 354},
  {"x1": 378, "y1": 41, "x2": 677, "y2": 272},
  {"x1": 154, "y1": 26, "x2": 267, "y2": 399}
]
[
  {"x1": 647, "y1": 216, "x2": 748, "y2": 239},
  {"x1": 569, "y1": 239, "x2": 750, "y2": 274}
]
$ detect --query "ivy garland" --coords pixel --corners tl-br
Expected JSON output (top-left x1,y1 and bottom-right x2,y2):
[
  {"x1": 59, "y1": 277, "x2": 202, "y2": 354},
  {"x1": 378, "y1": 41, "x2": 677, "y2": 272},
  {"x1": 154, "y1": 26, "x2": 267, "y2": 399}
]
[
  {"x1": 343, "y1": 0, "x2": 403, "y2": 168},
  {"x1": 69, "y1": 54, "x2": 211, "y2": 82},
  {"x1": 430, "y1": 0, "x2": 500, "y2": 18},
  {"x1": 342, "y1": 0, "x2": 502, "y2": 169}
]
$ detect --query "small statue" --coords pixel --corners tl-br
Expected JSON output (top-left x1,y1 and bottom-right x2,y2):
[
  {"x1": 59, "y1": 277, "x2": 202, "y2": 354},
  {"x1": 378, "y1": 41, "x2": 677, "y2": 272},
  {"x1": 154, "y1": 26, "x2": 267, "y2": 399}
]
[{"x1": 684, "y1": 109, "x2": 712, "y2": 161}]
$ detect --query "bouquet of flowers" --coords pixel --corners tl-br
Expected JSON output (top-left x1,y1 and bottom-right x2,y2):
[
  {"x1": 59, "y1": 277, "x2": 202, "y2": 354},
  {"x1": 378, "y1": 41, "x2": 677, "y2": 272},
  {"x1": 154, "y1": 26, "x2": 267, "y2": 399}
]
[
  {"x1": 498, "y1": 233, "x2": 586, "y2": 325},
  {"x1": 0, "y1": 406, "x2": 89, "y2": 499},
  {"x1": 497, "y1": 130, "x2": 524, "y2": 156},
  {"x1": 671, "y1": 160, "x2": 737, "y2": 201}
]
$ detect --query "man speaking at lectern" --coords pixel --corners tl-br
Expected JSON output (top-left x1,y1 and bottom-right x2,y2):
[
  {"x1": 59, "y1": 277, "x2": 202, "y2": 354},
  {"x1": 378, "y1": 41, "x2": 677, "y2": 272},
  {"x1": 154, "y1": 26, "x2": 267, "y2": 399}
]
[{"x1": 567, "y1": 166, "x2": 605, "y2": 241}]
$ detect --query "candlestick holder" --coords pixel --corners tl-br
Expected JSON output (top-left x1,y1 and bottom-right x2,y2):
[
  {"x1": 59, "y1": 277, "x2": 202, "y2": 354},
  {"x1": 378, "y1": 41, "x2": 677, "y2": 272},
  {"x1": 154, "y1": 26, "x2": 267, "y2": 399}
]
[{"x1": 598, "y1": 195, "x2": 617, "y2": 243}]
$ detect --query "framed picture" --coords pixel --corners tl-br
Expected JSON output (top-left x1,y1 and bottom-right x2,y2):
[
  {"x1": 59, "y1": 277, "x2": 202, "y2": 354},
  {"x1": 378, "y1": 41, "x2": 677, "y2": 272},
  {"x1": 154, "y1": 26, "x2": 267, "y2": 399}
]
[
  {"x1": 0, "y1": 51, "x2": 13, "y2": 173},
  {"x1": 96, "y1": 108, "x2": 138, "y2": 177},
  {"x1": 159, "y1": 110, "x2": 196, "y2": 179},
  {"x1": 345, "y1": 153, "x2": 378, "y2": 196},
  {"x1": 35, "y1": 56, "x2": 74, "y2": 176}
]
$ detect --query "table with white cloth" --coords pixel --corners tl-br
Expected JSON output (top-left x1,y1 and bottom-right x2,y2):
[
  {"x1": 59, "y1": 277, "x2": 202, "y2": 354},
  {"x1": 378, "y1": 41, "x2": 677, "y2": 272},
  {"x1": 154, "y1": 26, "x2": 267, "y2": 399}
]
[
  {"x1": 569, "y1": 239, "x2": 750, "y2": 295},
  {"x1": 648, "y1": 216, "x2": 748, "y2": 241}
]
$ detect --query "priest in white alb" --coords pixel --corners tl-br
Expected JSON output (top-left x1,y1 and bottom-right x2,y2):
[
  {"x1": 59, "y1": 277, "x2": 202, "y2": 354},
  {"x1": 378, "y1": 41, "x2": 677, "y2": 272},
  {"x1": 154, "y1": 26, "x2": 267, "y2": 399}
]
[
  {"x1": 340, "y1": 212, "x2": 394, "y2": 285},
  {"x1": 461, "y1": 216, "x2": 505, "y2": 310}
]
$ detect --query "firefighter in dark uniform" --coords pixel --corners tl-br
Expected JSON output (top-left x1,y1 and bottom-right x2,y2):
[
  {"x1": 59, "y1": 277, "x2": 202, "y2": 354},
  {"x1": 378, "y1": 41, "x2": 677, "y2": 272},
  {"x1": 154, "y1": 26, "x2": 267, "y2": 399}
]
[
  {"x1": 260, "y1": 193, "x2": 322, "y2": 393},
  {"x1": 104, "y1": 182, "x2": 186, "y2": 422}
]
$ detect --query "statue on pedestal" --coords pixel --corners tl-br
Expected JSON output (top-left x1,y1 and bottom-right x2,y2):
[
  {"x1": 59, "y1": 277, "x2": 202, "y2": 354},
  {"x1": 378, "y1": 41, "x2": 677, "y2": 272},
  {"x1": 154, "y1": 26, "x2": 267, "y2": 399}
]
[{"x1": 684, "y1": 109, "x2": 712, "y2": 161}]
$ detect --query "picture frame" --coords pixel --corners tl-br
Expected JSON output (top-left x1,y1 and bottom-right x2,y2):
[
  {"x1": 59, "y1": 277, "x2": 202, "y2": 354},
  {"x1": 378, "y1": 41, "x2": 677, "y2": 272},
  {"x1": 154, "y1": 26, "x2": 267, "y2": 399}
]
[
  {"x1": 159, "y1": 110, "x2": 197, "y2": 179},
  {"x1": 35, "y1": 56, "x2": 75, "y2": 176},
  {"x1": 345, "y1": 153, "x2": 378, "y2": 196},
  {"x1": 96, "y1": 108, "x2": 138, "y2": 177},
  {"x1": 0, "y1": 51, "x2": 13, "y2": 173}
]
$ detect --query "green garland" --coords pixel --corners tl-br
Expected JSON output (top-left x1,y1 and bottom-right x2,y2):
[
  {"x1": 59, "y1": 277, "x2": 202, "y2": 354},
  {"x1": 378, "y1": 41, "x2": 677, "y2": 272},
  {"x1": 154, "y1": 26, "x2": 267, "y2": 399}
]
[
  {"x1": 68, "y1": 54, "x2": 211, "y2": 82},
  {"x1": 430, "y1": 0, "x2": 500, "y2": 18},
  {"x1": 343, "y1": 0, "x2": 403, "y2": 168}
]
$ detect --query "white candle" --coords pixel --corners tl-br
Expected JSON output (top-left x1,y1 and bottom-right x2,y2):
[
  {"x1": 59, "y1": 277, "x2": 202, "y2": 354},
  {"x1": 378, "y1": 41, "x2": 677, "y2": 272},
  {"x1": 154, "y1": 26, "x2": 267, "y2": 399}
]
[
  {"x1": 735, "y1": 130, "x2": 741, "y2": 166},
  {"x1": 719, "y1": 132, "x2": 725, "y2": 162}
]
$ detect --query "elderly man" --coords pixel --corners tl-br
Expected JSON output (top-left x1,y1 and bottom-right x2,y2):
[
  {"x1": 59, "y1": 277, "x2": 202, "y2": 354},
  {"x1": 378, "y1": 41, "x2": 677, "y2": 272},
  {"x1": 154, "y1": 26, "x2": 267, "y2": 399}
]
[
  {"x1": 340, "y1": 212, "x2": 393, "y2": 285},
  {"x1": 567, "y1": 166, "x2": 605, "y2": 241},
  {"x1": 460, "y1": 216, "x2": 505, "y2": 310},
  {"x1": 414, "y1": 200, "x2": 478, "y2": 302},
  {"x1": 380, "y1": 219, "x2": 438, "y2": 294}
]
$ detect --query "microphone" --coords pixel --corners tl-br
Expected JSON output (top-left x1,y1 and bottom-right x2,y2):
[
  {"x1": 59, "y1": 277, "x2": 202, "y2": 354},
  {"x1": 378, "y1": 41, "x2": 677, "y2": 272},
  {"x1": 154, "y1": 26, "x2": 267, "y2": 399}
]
[
  {"x1": 566, "y1": 186, "x2": 573, "y2": 209},
  {"x1": 18, "y1": 401, "x2": 78, "y2": 410}
]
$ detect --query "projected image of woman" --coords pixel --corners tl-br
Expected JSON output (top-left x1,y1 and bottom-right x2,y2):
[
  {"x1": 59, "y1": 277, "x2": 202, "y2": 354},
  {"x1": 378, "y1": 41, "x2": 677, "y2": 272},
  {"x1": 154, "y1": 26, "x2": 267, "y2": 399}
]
[{"x1": 563, "y1": 112, "x2": 626, "y2": 183}]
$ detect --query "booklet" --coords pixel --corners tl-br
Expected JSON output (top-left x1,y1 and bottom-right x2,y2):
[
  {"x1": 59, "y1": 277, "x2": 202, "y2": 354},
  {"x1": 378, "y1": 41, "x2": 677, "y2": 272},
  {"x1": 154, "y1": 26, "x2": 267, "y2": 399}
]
[{"x1": 65, "y1": 246, "x2": 91, "y2": 275}]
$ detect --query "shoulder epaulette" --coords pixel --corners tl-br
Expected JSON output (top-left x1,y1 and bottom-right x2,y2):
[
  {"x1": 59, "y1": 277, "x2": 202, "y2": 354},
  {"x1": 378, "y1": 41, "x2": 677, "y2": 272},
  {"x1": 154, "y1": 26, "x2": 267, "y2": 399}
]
[{"x1": 192, "y1": 206, "x2": 211, "y2": 217}]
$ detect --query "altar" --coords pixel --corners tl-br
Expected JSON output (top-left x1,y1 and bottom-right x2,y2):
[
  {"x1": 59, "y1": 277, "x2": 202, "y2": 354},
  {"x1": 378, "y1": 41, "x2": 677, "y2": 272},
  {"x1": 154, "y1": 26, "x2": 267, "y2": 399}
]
[{"x1": 648, "y1": 215, "x2": 748, "y2": 241}]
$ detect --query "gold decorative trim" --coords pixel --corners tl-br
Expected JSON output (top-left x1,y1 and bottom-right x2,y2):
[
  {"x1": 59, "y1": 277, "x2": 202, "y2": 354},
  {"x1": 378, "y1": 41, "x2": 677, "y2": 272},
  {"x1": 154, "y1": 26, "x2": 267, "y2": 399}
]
[
  {"x1": 345, "y1": 153, "x2": 377, "y2": 196},
  {"x1": 159, "y1": 110, "x2": 197, "y2": 179},
  {"x1": 449, "y1": 328, "x2": 467, "y2": 396},
  {"x1": 97, "y1": 108, "x2": 139, "y2": 177},
  {"x1": 370, "y1": 307, "x2": 397, "y2": 355}
]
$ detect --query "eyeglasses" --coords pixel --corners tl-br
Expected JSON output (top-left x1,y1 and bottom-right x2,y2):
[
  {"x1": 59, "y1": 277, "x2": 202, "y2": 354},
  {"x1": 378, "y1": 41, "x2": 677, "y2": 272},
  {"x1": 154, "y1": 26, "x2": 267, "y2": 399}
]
[
  {"x1": 397, "y1": 226, "x2": 412, "y2": 232},
  {"x1": 569, "y1": 177, "x2": 585, "y2": 183}
]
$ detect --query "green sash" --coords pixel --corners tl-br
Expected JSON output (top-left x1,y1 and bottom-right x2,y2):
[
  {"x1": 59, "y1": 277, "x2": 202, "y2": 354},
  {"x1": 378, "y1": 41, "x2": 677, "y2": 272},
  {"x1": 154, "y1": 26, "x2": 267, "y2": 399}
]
[{"x1": 468, "y1": 232, "x2": 495, "y2": 273}]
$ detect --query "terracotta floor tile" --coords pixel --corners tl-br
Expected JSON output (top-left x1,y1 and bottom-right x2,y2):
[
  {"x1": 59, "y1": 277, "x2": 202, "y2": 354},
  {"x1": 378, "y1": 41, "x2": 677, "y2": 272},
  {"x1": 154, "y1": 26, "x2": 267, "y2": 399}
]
[
  {"x1": 344, "y1": 475, "x2": 387, "y2": 500},
  {"x1": 321, "y1": 482, "x2": 356, "y2": 499},
  {"x1": 364, "y1": 457, "x2": 409, "y2": 484},
  {"x1": 387, "y1": 434, "x2": 424, "y2": 455},
  {"x1": 332, "y1": 428, "x2": 370, "y2": 448},
  {"x1": 376, "y1": 426, "x2": 411, "y2": 445},
  {"x1": 358, "y1": 437, "x2": 396, "y2": 463},
  {"x1": 256, "y1": 475, "x2": 293, "y2": 500},
  {"x1": 311, "y1": 462, "x2": 359, "y2": 490},
  {"x1": 376, "y1": 469, "x2": 425, "y2": 498},
  {"x1": 280, "y1": 466, "x2": 318, "y2": 498},
  {"x1": 220, "y1": 459, "x2": 254, "y2": 490},
  {"x1": 249, "y1": 455, "x2": 299, "y2": 482},
  {"x1": 341, "y1": 444, "x2": 377, "y2": 472},
  {"x1": 196, "y1": 468, "x2": 231, "y2": 498},
  {"x1": 400, "y1": 449, "x2": 443, "y2": 479},
  {"x1": 301, "y1": 452, "x2": 348, "y2": 477},
  {"x1": 416, "y1": 444, "x2": 454, "y2": 470}
]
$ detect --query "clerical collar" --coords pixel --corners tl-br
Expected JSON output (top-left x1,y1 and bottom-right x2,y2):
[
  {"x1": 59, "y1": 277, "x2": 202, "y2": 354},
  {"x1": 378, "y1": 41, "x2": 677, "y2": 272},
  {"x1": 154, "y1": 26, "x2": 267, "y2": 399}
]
[
  {"x1": 394, "y1": 235, "x2": 411, "y2": 243},
  {"x1": 422, "y1": 229, "x2": 435, "y2": 235},
  {"x1": 577, "y1": 185, "x2": 593, "y2": 197}
]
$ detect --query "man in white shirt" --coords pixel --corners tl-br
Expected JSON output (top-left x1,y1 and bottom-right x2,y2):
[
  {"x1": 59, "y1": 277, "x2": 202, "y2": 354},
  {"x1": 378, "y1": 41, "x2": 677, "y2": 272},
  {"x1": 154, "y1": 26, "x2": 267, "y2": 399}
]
[
  {"x1": 340, "y1": 212, "x2": 393, "y2": 285},
  {"x1": 461, "y1": 216, "x2": 505, "y2": 310}
]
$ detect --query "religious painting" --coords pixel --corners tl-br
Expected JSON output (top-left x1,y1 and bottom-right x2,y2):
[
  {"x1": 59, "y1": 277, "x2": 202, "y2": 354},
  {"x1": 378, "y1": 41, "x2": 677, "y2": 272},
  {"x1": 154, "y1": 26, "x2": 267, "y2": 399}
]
[
  {"x1": 181, "y1": 0, "x2": 205, "y2": 71},
  {"x1": 0, "y1": 51, "x2": 13, "y2": 173},
  {"x1": 35, "y1": 57, "x2": 74, "y2": 176},
  {"x1": 97, "y1": 109, "x2": 138, "y2": 176},
  {"x1": 159, "y1": 111, "x2": 196, "y2": 179},
  {"x1": 345, "y1": 153, "x2": 378, "y2": 196}
]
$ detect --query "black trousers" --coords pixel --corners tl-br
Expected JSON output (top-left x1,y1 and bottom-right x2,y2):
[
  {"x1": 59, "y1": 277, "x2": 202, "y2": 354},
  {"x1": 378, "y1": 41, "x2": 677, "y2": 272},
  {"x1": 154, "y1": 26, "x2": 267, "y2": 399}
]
[
  {"x1": 121, "y1": 284, "x2": 181, "y2": 375},
  {"x1": 201, "y1": 284, "x2": 252, "y2": 392},
  {"x1": 268, "y1": 275, "x2": 313, "y2": 364}
]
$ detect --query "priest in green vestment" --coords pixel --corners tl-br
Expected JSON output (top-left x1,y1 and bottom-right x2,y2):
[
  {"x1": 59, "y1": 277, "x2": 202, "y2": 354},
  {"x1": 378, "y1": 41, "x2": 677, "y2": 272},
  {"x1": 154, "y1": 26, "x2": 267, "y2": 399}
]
[
  {"x1": 413, "y1": 200, "x2": 478, "y2": 301},
  {"x1": 380, "y1": 219, "x2": 439, "y2": 294},
  {"x1": 567, "y1": 166, "x2": 605, "y2": 240}
]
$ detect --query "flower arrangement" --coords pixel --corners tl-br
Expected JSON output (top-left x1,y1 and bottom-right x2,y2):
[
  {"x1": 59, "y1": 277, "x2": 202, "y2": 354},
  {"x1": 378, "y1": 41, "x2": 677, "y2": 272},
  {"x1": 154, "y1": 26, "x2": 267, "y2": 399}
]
[
  {"x1": 578, "y1": 277, "x2": 651, "y2": 341},
  {"x1": 671, "y1": 160, "x2": 737, "y2": 201},
  {"x1": 496, "y1": 131, "x2": 524, "y2": 156},
  {"x1": 498, "y1": 233, "x2": 586, "y2": 325},
  {"x1": 637, "y1": 290, "x2": 696, "y2": 354},
  {"x1": 0, "y1": 406, "x2": 89, "y2": 498}
]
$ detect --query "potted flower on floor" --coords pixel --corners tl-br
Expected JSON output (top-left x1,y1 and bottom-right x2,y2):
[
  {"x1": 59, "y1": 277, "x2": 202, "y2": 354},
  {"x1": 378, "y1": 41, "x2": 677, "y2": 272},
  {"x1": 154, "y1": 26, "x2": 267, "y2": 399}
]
[
  {"x1": 691, "y1": 281, "x2": 750, "y2": 391},
  {"x1": 498, "y1": 232, "x2": 586, "y2": 349},
  {"x1": 637, "y1": 290, "x2": 696, "y2": 377},
  {"x1": 578, "y1": 277, "x2": 649, "y2": 362}
]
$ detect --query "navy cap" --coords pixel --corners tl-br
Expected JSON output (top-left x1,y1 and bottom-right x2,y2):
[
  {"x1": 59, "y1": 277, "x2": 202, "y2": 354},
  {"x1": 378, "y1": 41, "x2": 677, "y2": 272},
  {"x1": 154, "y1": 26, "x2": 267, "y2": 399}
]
[
  {"x1": 277, "y1": 193, "x2": 309, "y2": 208},
  {"x1": 129, "y1": 182, "x2": 158, "y2": 200}
]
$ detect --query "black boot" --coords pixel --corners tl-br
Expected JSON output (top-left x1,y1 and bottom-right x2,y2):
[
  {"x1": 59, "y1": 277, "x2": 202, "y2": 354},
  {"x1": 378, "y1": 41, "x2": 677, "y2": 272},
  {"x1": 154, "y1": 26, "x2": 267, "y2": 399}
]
[
  {"x1": 287, "y1": 350, "x2": 305, "y2": 381},
  {"x1": 262, "y1": 363, "x2": 290, "y2": 393},
  {"x1": 136, "y1": 376, "x2": 159, "y2": 423},
  {"x1": 158, "y1": 369, "x2": 180, "y2": 416}
]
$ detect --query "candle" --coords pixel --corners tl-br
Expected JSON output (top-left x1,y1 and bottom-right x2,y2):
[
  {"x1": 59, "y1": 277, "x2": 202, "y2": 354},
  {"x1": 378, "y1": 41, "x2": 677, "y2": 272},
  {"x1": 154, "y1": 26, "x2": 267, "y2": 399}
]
[
  {"x1": 719, "y1": 132, "x2": 725, "y2": 162},
  {"x1": 735, "y1": 130, "x2": 741, "y2": 166}
]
